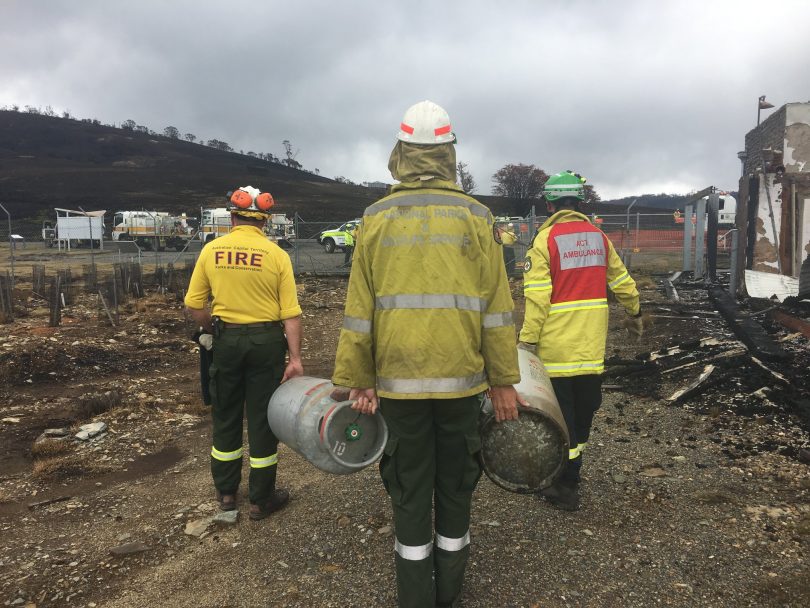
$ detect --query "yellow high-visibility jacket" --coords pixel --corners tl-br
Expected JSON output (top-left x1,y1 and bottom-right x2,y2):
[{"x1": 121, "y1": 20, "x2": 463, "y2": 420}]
[
  {"x1": 519, "y1": 210, "x2": 639, "y2": 377},
  {"x1": 332, "y1": 179, "x2": 520, "y2": 399},
  {"x1": 500, "y1": 229, "x2": 518, "y2": 246}
]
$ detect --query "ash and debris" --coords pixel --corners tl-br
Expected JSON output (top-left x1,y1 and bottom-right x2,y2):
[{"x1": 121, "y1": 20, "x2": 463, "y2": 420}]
[{"x1": 0, "y1": 273, "x2": 807, "y2": 607}]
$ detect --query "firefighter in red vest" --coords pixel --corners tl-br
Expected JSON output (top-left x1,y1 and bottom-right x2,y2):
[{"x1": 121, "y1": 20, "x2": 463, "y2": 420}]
[{"x1": 519, "y1": 171, "x2": 642, "y2": 511}]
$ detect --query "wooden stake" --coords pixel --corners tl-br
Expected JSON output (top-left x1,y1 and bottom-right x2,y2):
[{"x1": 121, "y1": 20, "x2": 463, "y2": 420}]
[{"x1": 98, "y1": 290, "x2": 116, "y2": 327}]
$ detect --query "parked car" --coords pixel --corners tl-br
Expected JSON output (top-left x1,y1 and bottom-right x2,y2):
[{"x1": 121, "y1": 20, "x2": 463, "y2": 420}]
[{"x1": 317, "y1": 219, "x2": 361, "y2": 253}]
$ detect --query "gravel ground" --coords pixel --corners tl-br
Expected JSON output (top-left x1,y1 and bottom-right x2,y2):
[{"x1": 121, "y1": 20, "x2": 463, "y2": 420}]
[{"x1": 1, "y1": 276, "x2": 808, "y2": 607}]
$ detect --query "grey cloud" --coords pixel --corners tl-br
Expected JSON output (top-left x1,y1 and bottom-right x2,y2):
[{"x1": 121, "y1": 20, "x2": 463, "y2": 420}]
[{"x1": 2, "y1": 0, "x2": 809, "y2": 198}]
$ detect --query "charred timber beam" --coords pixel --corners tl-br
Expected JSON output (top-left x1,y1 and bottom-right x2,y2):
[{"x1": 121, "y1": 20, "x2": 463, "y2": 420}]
[
  {"x1": 769, "y1": 309, "x2": 810, "y2": 339},
  {"x1": 708, "y1": 286, "x2": 788, "y2": 361},
  {"x1": 667, "y1": 364, "x2": 716, "y2": 403},
  {"x1": 663, "y1": 278, "x2": 680, "y2": 302}
]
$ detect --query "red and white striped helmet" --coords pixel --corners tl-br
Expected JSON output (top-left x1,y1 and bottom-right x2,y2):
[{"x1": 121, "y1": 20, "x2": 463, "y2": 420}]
[{"x1": 397, "y1": 100, "x2": 455, "y2": 145}]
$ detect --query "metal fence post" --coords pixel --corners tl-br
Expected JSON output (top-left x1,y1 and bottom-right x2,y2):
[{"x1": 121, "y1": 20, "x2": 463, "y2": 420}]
[
  {"x1": 683, "y1": 203, "x2": 694, "y2": 272},
  {"x1": 0, "y1": 204, "x2": 13, "y2": 290},
  {"x1": 78, "y1": 206, "x2": 96, "y2": 280},
  {"x1": 694, "y1": 198, "x2": 707, "y2": 279},
  {"x1": 294, "y1": 213, "x2": 300, "y2": 274},
  {"x1": 706, "y1": 193, "x2": 719, "y2": 281},
  {"x1": 728, "y1": 229, "x2": 739, "y2": 297}
]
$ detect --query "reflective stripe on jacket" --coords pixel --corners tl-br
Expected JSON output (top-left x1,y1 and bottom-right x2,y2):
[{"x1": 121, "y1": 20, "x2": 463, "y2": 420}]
[
  {"x1": 519, "y1": 210, "x2": 639, "y2": 377},
  {"x1": 332, "y1": 179, "x2": 520, "y2": 399}
]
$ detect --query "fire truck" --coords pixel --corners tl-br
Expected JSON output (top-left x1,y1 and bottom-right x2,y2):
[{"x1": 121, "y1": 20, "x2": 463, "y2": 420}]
[
  {"x1": 200, "y1": 208, "x2": 295, "y2": 249},
  {"x1": 111, "y1": 211, "x2": 194, "y2": 251}
]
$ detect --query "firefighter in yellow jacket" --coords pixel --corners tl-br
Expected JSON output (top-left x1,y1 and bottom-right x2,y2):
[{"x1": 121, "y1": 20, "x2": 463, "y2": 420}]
[
  {"x1": 185, "y1": 186, "x2": 303, "y2": 520},
  {"x1": 333, "y1": 100, "x2": 524, "y2": 608},
  {"x1": 498, "y1": 222, "x2": 518, "y2": 276},
  {"x1": 519, "y1": 171, "x2": 642, "y2": 511}
]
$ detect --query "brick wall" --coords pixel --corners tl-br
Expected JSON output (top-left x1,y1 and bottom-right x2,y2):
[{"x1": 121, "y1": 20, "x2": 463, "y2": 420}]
[{"x1": 743, "y1": 105, "x2": 786, "y2": 175}]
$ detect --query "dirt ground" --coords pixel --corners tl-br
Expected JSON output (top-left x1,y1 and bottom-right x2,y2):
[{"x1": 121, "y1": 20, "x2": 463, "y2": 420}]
[{"x1": 0, "y1": 271, "x2": 808, "y2": 608}]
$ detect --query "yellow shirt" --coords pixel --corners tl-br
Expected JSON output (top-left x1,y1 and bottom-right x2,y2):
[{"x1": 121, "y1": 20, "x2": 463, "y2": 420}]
[{"x1": 184, "y1": 225, "x2": 302, "y2": 323}]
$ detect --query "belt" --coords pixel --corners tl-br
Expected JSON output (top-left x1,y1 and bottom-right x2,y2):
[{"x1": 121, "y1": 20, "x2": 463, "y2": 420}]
[{"x1": 222, "y1": 321, "x2": 282, "y2": 328}]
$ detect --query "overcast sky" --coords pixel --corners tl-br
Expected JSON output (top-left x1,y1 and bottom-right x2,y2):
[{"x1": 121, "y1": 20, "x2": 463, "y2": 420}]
[{"x1": 2, "y1": 0, "x2": 808, "y2": 199}]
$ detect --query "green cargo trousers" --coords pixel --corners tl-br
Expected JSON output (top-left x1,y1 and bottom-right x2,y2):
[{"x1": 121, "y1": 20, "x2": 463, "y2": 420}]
[
  {"x1": 209, "y1": 324, "x2": 286, "y2": 504},
  {"x1": 379, "y1": 395, "x2": 483, "y2": 608}
]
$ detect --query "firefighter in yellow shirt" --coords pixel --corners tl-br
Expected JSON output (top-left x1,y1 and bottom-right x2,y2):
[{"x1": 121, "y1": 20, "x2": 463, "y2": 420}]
[
  {"x1": 333, "y1": 101, "x2": 525, "y2": 608},
  {"x1": 184, "y1": 186, "x2": 303, "y2": 520}
]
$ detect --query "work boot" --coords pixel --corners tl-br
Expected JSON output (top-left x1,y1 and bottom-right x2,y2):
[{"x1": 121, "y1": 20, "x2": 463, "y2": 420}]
[
  {"x1": 538, "y1": 479, "x2": 580, "y2": 511},
  {"x1": 249, "y1": 488, "x2": 290, "y2": 520},
  {"x1": 216, "y1": 490, "x2": 237, "y2": 512}
]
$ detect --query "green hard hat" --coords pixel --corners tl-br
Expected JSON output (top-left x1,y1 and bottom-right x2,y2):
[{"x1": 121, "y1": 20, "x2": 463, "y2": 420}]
[{"x1": 543, "y1": 170, "x2": 587, "y2": 202}]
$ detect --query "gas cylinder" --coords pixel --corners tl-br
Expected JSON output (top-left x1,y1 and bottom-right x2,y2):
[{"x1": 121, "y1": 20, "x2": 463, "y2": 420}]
[
  {"x1": 479, "y1": 348, "x2": 569, "y2": 493},
  {"x1": 268, "y1": 376, "x2": 387, "y2": 475}
]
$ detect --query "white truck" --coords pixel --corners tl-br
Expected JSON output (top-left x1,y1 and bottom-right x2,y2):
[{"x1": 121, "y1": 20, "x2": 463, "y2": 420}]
[
  {"x1": 111, "y1": 210, "x2": 194, "y2": 251},
  {"x1": 716, "y1": 193, "x2": 737, "y2": 225},
  {"x1": 43, "y1": 208, "x2": 105, "y2": 249},
  {"x1": 693, "y1": 193, "x2": 736, "y2": 225},
  {"x1": 200, "y1": 208, "x2": 295, "y2": 249},
  {"x1": 199, "y1": 208, "x2": 232, "y2": 243}
]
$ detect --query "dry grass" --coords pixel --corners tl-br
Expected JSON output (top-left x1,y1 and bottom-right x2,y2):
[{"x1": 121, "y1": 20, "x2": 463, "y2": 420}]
[
  {"x1": 31, "y1": 438, "x2": 74, "y2": 459},
  {"x1": 176, "y1": 401, "x2": 210, "y2": 417},
  {"x1": 134, "y1": 293, "x2": 171, "y2": 313},
  {"x1": 694, "y1": 490, "x2": 737, "y2": 505},
  {"x1": 630, "y1": 252, "x2": 683, "y2": 273},
  {"x1": 795, "y1": 513, "x2": 810, "y2": 537},
  {"x1": 31, "y1": 454, "x2": 113, "y2": 481},
  {"x1": 753, "y1": 571, "x2": 810, "y2": 606},
  {"x1": 635, "y1": 276, "x2": 658, "y2": 290},
  {"x1": 32, "y1": 455, "x2": 88, "y2": 480},
  {"x1": 75, "y1": 389, "x2": 122, "y2": 420}
]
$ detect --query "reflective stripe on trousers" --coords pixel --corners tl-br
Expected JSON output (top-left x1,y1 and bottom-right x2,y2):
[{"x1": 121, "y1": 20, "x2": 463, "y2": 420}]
[
  {"x1": 394, "y1": 538, "x2": 433, "y2": 561},
  {"x1": 249, "y1": 453, "x2": 278, "y2": 468},
  {"x1": 211, "y1": 446, "x2": 243, "y2": 461},
  {"x1": 377, "y1": 371, "x2": 487, "y2": 394},
  {"x1": 436, "y1": 531, "x2": 470, "y2": 552},
  {"x1": 569, "y1": 442, "x2": 587, "y2": 460}
]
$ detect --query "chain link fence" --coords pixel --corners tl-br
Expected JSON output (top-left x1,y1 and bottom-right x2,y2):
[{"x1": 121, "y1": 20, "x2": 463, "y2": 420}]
[
  {"x1": 516, "y1": 211, "x2": 733, "y2": 274},
  {"x1": 0, "y1": 210, "x2": 733, "y2": 315}
]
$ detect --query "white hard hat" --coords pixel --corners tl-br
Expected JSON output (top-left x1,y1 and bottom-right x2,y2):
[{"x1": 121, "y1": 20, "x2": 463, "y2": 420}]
[{"x1": 397, "y1": 100, "x2": 455, "y2": 145}]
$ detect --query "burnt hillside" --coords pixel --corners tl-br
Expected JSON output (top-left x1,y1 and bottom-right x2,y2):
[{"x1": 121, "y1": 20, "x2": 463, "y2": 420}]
[
  {"x1": 0, "y1": 111, "x2": 382, "y2": 226},
  {"x1": 0, "y1": 111, "x2": 651, "y2": 233}
]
